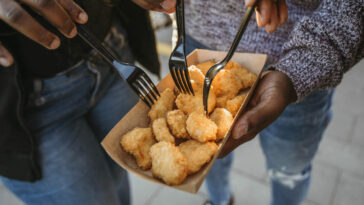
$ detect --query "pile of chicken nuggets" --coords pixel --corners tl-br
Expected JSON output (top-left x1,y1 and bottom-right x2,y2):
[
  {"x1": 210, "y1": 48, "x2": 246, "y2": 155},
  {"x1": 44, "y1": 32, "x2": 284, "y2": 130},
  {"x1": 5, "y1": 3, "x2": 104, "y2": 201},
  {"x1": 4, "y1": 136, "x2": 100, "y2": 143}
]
[{"x1": 120, "y1": 61, "x2": 257, "y2": 185}]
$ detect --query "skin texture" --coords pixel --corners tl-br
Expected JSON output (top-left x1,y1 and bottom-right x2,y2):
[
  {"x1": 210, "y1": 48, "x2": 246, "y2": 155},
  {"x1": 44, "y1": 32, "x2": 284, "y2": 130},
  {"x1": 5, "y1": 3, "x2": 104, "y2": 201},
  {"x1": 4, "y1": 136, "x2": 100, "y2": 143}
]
[
  {"x1": 245, "y1": 0, "x2": 288, "y2": 33},
  {"x1": 219, "y1": 71, "x2": 297, "y2": 158},
  {"x1": 0, "y1": 0, "x2": 172, "y2": 67},
  {"x1": 120, "y1": 127, "x2": 156, "y2": 170}
]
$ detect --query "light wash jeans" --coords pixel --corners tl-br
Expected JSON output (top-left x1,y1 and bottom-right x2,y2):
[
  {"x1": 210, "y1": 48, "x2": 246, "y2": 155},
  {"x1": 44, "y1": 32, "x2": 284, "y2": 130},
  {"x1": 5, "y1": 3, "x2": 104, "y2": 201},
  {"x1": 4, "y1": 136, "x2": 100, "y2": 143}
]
[
  {"x1": 0, "y1": 25, "x2": 139, "y2": 205},
  {"x1": 185, "y1": 36, "x2": 333, "y2": 205}
]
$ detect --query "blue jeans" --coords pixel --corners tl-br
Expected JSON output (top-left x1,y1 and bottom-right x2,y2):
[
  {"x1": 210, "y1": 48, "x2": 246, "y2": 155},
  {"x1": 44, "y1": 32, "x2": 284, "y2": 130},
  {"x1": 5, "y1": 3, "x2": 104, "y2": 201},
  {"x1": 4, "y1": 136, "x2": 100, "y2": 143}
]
[
  {"x1": 185, "y1": 36, "x2": 334, "y2": 205},
  {"x1": 0, "y1": 27, "x2": 139, "y2": 205}
]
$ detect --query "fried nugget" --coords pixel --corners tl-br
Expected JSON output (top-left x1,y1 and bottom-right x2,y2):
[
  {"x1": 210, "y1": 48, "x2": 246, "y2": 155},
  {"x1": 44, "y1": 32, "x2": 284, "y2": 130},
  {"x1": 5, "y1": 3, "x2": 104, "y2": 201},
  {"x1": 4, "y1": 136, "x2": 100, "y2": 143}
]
[
  {"x1": 186, "y1": 111, "x2": 217, "y2": 142},
  {"x1": 148, "y1": 88, "x2": 176, "y2": 122},
  {"x1": 179, "y1": 140, "x2": 218, "y2": 175},
  {"x1": 224, "y1": 61, "x2": 256, "y2": 89},
  {"x1": 210, "y1": 108, "x2": 234, "y2": 140},
  {"x1": 152, "y1": 118, "x2": 175, "y2": 144},
  {"x1": 175, "y1": 92, "x2": 216, "y2": 114},
  {"x1": 188, "y1": 65, "x2": 205, "y2": 90},
  {"x1": 226, "y1": 94, "x2": 246, "y2": 116},
  {"x1": 196, "y1": 60, "x2": 216, "y2": 75},
  {"x1": 167, "y1": 110, "x2": 189, "y2": 139},
  {"x1": 150, "y1": 141, "x2": 187, "y2": 185},
  {"x1": 216, "y1": 95, "x2": 229, "y2": 108},
  {"x1": 120, "y1": 127, "x2": 156, "y2": 170},
  {"x1": 241, "y1": 72, "x2": 257, "y2": 88},
  {"x1": 212, "y1": 69, "x2": 242, "y2": 98}
]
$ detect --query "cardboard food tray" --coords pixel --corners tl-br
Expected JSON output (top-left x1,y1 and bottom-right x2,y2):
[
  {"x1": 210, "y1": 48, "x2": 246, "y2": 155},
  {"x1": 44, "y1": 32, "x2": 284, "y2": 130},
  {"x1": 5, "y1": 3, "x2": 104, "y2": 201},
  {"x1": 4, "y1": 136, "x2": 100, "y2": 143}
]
[{"x1": 101, "y1": 49, "x2": 267, "y2": 193}]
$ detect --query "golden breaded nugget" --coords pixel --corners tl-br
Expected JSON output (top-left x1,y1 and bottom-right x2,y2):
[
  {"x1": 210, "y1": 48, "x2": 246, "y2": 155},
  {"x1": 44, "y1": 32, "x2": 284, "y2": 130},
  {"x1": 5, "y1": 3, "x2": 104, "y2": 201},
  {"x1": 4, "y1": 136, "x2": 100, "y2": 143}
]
[
  {"x1": 148, "y1": 88, "x2": 175, "y2": 122},
  {"x1": 167, "y1": 110, "x2": 189, "y2": 139},
  {"x1": 241, "y1": 72, "x2": 257, "y2": 88},
  {"x1": 224, "y1": 61, "x2": 257, "y2": 89},
  {"x1": 152, "y1": 118, "x2": 175, "y2": 143},
  {"x1": 120, "y1": 127, "x2": 156, "y2": 170},
  {"x1": 179, "y1": 140, "x2": 218, "y2": 175},
  {"x1": 196, "y1": 60, "x2": 216, "y2": 75},
  {"x1": 150, "y1": 141, "x2": 187, "y2": 185},
  {"x1": 226, "y1": 94, "x2": 246, "y2": 116},
  {"x1": 212, "y1": 69, "x2": 242, "y2": 98},
  {"x1": 186, "y1": 111, "x2": 217, "y2": 142},
  {"x1": 188, "y1": 65, "x2": 205, "y2": 89},
  {"x1": 210, "y1": 108, "x2": 234, "y2": 140},
  {"x1": 216, "y1": 95, "x2": 229, "y2": 108},
  {"x1": 175, "y1": 92, "x2": 216, "y2": 114}
]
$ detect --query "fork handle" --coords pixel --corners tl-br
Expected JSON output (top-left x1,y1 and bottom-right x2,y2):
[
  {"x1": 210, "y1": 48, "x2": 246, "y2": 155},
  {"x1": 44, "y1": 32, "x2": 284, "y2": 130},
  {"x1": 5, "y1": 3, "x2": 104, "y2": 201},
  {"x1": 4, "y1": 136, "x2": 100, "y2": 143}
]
[
  {"x1": 77, "y1": 24, "x2": 118, "y2": 65},
  {"x1": 175, "y1": 0, "x2": 186, "y2": 42},
  {"x1": 221, "y1": 0, "x2": 260, "y2": 63}
]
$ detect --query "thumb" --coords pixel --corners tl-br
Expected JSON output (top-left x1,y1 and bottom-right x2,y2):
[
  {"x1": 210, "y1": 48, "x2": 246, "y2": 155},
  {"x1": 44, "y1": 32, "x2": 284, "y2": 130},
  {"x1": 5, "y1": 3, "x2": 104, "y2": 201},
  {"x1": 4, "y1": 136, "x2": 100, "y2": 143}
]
[
  {"x1": 0, "y1": 43, "x2": 14, "y2": 67},
  {"x1": 232, "y1": 99, "x2": 277, "y2": 140},
  {"x1": 245, "y1": 0, "x2": 256, "y2": 7}
]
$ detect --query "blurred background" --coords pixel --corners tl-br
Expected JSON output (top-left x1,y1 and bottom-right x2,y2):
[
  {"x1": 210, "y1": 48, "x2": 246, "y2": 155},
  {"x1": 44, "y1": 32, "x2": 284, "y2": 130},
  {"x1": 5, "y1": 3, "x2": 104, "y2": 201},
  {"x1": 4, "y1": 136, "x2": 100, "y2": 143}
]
[{"x1": 1, "y1": 12, "x2": 363, "y2": 205}]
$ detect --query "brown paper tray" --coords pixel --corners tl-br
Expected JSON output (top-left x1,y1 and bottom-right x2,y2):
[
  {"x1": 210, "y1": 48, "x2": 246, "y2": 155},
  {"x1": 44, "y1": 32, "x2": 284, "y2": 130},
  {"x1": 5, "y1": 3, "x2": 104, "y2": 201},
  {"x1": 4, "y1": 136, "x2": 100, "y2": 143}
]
[{"x1": 101, "y1": 49, "x2": 267, "y2": 193}]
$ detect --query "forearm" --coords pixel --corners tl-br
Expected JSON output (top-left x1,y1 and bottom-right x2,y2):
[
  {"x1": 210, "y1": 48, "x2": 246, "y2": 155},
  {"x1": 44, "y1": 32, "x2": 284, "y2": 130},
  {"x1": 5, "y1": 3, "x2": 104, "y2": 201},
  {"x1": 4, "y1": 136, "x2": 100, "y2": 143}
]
[{"x1": 273, "y1": 0, "x2": 364, "y2": 100}]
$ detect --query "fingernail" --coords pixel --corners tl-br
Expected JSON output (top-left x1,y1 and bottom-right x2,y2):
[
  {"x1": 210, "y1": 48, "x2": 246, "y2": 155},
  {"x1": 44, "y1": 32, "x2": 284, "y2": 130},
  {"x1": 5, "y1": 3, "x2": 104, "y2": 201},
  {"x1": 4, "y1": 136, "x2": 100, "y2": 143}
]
[
  {"x1": 78, "y1": 12, "x2": 88, "y2": 23},
  {"x1": 49, "y1": 38, "x2": 60, "y2": 49},
  {"x1": 160, "y1": 0, "x2": 174, "y2": 10},
  {"x1": 68, "y1": 27, "x2": 77, "y2": 37},
  {"x1": 233, "y1": 122, "x2": 249, "y2": 139},
  {"x1": 0, "y1": 57, "x2": 10, "y2": 67}
]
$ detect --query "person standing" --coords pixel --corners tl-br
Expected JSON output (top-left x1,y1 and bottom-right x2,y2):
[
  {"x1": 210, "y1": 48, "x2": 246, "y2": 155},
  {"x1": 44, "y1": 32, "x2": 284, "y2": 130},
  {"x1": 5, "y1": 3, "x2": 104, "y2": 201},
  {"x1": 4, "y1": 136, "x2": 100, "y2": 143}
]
[{"x1": 181, "y1": 0, "x2": 363, "y2": 205}]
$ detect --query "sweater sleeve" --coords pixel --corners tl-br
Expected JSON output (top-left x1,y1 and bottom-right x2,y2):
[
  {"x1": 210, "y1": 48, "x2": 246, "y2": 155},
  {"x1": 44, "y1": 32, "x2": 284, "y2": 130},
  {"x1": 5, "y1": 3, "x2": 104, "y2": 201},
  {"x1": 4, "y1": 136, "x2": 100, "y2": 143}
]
[{"x1": 273, "y1": 0, "x2": 364, "y2": 101}]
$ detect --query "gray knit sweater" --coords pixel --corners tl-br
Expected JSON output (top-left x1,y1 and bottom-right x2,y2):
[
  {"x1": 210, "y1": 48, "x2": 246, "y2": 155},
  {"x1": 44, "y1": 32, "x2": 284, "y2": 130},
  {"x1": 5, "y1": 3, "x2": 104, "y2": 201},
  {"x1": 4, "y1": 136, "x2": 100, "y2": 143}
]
[{"x1": 185, "y1": 0, "x2": 364, "y2": 100}]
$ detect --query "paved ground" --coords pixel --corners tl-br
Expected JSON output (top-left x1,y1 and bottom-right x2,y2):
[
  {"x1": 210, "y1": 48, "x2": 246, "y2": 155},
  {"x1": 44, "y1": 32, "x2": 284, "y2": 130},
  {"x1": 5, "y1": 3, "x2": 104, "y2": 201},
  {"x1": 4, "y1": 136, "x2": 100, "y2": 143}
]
[{"x1": 1, "y1": 26, "x2": 363, "y2": 205}]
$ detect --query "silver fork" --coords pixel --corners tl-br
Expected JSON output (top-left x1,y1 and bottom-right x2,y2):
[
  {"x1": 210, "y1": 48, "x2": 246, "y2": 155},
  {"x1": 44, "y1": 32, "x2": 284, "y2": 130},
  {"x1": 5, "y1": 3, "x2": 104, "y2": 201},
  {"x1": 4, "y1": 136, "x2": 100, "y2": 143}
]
[
  {"x1": 168, "y1": 0, "x2": 194, "y2": 95},
  {"x1": 202, "y1": 0, "x2": 260, "y2": 115},
  {"x1": 77, "y1": 24, "x2": 160, "y2": 107}
]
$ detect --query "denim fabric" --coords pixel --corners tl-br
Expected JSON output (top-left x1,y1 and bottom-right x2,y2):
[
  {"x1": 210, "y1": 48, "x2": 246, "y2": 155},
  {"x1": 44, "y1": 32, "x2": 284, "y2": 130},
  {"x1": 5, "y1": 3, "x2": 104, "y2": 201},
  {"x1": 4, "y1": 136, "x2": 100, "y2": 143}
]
[
  {"x1": 0, "y1": 24, "x2": 139, "y2": 205},
  {"x1": 185, "y1": 35, "x2": 334, "y2": 205}
]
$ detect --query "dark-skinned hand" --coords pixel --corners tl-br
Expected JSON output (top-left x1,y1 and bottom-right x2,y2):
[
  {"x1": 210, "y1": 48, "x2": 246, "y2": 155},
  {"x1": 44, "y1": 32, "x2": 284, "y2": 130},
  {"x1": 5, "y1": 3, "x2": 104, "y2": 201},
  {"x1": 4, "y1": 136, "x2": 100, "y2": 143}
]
[
  {"x1": 246, "y1": 0, "x2": 288, "y2": 33},
  {"x1": 0, "y1": 0, "x2": 90, "y2": 67},
  {"x1": 218, "y1": 71, "x2": 297, "y2": 158}
]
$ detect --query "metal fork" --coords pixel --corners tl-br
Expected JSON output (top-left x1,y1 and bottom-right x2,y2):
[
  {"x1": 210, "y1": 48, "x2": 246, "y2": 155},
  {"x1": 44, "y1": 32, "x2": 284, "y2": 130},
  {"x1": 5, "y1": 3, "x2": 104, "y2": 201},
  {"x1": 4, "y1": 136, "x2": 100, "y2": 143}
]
[
  {"x1": 77, "y1": 24, "x2": 160, "y2": 107},
  {"x1": 202, "y1": 0, "x2": 260, "y2": 115},
  {"x1": 168, "y1": 0, "x2": 194, "y2": 95}
]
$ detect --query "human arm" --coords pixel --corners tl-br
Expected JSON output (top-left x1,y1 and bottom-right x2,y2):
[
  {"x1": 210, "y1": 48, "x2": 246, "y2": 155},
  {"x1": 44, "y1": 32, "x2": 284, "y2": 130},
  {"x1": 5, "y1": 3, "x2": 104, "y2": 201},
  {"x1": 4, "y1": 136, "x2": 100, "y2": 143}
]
[{"x1": 219, "y1": 0, "x2": 364, "y2": 158}]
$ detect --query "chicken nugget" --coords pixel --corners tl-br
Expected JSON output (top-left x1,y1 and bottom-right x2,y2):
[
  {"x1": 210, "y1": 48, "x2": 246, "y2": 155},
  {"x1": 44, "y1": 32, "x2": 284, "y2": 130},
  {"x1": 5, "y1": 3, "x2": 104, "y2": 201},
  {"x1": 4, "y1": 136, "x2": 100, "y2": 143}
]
[
  {"x1": 120, "y1": 127, "x2": 156, "y2": 170},
  {"x1": 212, "y1": 69, "x2": 242, "y2": 98},
  {"x1": 186, "y1": 111, "x2": 217, "y2": 142},
  {"x1": 179, "y1": 140, "x2": 218, "y2": 175},
  {"x1": 216, "y1": 95, "x2": 229, "y2": 108},
  {"x1": 148, "y1": 88, "x2": 176, "y2": 122},
  {"x1": 150, "y1": 141, "x2": 187, "y2": 185},
  {"x1": 196, "y1": 60, "x2": 216, "y2": 75},
  {"x1": 241, "y1": 72, "x2": 257, "y2": 89},
  {"x1": 226, "y1": 94, "x2": 246, "y2": 116},
  {"x1": 224, "y1": 61, "x2": 257, "y2": 89},
  {"x1": 175, "y1": 92, "x2": 216, "y2": 114},
  {"x1": 188, "y1": 65, "x2": 205, "y2": 90},
  {"x1": 210, "y1": 108, "x2": 234, "y2": 140},
  {"x1": 167, "y1": 110, "x2": 189, "y2": 139},
  {"x1": 152, "y1": 118, "x2": 175, "y2": 143}
]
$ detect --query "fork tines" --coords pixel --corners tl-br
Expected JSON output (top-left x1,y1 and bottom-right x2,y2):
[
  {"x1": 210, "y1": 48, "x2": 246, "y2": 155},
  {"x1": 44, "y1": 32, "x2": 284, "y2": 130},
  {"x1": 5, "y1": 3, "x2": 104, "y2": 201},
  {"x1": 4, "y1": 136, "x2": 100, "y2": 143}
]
[
  {"x1": 129, "y1": 72, "x2": 160, "y2": 108},
  {"x1": 170, "y1": 64, "x2": 194, "y2": 95}
]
